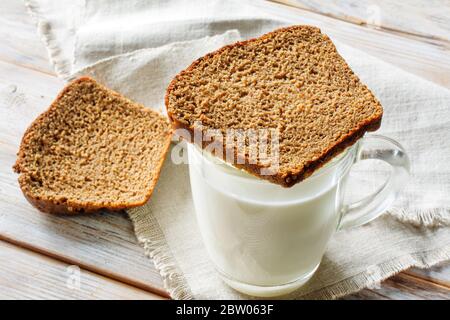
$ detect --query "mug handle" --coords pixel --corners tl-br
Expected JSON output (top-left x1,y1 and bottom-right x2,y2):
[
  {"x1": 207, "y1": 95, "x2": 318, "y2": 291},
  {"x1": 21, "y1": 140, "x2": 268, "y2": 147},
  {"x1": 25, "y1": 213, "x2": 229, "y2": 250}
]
[{"x1": 338, "y1": 134, "x2": 410, "y2": 230}]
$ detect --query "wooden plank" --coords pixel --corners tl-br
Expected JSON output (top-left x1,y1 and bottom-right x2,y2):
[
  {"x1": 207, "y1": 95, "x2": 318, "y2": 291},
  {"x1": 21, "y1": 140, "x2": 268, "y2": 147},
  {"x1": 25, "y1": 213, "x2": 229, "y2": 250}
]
[
  {"x1": 272, "y1": 0, "x2": 450, "y2": 42},
  {"x1": 345, "y1": 265, "x2": 450, "y2": 300},
  {"x1": 0, "y1": 0, "x2": 55, "y2": 74},
  {"x1": 370, "y1": 273, "x2": 450, "y2": 300},
  {"x1": 345, "y1": 279, "x2": 446, "y2": 300},
  {"x1": 406, "y1": 262, "x2": 450, "y2": 288},
  {"x1": 0, "y1": 0, "x2": 448, "y2": 300},
  {"x1": 0, "y1": 240, "x2": 163, "y2": 300},
  {"x1": 0, "y1": 58, "x2": 167, "y2": 296},
  {"x1": 255, "y1": 0, "x2": 450, "y2": 89}
]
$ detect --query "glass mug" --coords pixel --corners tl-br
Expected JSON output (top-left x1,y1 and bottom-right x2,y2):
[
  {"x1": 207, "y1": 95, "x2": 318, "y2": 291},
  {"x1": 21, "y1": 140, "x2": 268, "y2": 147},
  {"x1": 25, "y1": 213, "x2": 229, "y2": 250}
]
[{"x1": 187, "y1": 134, "x2": 410, "y2": 297}]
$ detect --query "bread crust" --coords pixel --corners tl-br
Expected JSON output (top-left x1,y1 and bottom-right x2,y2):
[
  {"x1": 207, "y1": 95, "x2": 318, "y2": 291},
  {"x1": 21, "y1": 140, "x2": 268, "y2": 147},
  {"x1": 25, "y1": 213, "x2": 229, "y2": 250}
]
[
  {"x1": 165, "y1": 25, "x2": 382, "y2": 188},
  {"x1": 14, "y1": 77, "x2": 172, "y2": 214}
]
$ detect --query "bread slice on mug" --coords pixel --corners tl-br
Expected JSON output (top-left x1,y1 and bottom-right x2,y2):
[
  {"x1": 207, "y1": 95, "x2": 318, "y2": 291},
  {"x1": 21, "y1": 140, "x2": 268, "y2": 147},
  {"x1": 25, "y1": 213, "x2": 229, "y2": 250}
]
[
  {"x1": 166, "y1": 25, "x2": 382, "y2": 187},
  {"x1": 14, "y1": 77, "x2": 172, "y2": 214}
]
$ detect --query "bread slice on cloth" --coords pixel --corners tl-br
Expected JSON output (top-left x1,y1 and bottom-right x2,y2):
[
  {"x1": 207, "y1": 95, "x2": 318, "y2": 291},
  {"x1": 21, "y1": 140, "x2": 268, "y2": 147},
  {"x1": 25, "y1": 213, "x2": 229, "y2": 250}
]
[
  {"x1": 166, "y1": 25, "x2": 382, "y2": 187},
  {"x1": 14, "y1": 77, "x2": 172, "y2": 214}
]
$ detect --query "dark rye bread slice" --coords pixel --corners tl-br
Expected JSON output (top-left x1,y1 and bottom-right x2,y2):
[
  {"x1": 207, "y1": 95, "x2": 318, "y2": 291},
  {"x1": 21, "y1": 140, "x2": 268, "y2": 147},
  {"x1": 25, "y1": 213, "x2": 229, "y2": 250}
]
[
  {"x1": 14, "y1": 77, "x2": 172, "y2": 214},
  {"x1": 166, "y1": 25, "x2": 383, "y2": 187}
]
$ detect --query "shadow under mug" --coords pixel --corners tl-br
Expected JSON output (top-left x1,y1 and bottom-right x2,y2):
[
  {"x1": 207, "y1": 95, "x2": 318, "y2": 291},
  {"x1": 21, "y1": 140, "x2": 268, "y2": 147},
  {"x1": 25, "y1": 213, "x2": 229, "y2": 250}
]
[{"x1": 188, "y1": 134, "x2": 410, "y2": 297}]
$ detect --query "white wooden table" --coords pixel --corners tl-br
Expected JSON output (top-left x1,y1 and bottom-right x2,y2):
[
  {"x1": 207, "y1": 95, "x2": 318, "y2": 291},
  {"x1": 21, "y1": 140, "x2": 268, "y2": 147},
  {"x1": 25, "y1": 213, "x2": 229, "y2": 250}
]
[{"x1": 0, "y1": 0, "x2": 449, "y2": 299}]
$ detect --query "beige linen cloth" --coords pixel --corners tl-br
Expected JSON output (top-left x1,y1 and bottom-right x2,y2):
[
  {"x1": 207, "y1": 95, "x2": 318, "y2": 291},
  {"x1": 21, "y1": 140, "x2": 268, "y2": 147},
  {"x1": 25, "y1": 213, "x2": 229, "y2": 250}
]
[{"x1": 26, "y1": 0, "x2": 450, "y2": 299}]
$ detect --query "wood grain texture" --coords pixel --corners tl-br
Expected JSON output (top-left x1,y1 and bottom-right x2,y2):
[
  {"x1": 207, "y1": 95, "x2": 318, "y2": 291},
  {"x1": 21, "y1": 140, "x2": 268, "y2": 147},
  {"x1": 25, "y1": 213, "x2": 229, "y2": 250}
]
[
  {"x1": 406, "y1": 262, "x2": 450, "y2": 288},
  {"x1": 342, "y1": 259, "x2": 450, "y2": 300},
  {"x1": 272, "y1": 0, "x2": 450, "y2": 42},
  {"x1": 0, "y1": 0, "x2": 449, "y2": 300},
  {"x1": 0, "y1": 0, "x2": 55, "y2": 75},
  {"x1": 0, "y1": 0, "x2": 165, "y2": 297},
  {"x1": 345, "y1": 262, "x2": 450, "y2": 300},
  {"x1": 0, "y1": 240, "x2": 164, "y2": 300},
  {"x1": 260, "y1": 0, "x2": 450, "y2": 88},
  {"x1": 366, "y1": 273, "x2": 450, "y2": 300},
  {"x1": 0, "y1": 58, "x2": 166, "y2": 296}
]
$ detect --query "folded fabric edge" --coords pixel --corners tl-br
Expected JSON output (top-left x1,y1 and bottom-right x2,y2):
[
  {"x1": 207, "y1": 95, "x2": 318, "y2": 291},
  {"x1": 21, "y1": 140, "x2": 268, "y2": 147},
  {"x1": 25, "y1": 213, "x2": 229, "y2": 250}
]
[
  {"x1": 128, "y1": 206, "x2": 194, "y2": 300},
  {"x1": 69, "y1": 29, "x2": 242, "y2": 80},
  {"x1": 388, "y1": 207, "x2": 450, "y2": 228},
  {"x1": 128, "y1": 207, "x2": 450, "y2": 300},
  {"x1": 23, "y1": 0, "x2": 73, "y2": 78}
]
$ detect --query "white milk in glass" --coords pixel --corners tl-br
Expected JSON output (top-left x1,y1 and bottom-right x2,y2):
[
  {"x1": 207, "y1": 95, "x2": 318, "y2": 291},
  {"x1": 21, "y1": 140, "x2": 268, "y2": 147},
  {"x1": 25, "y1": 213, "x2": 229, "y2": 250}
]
[{"x1": 188, "y1": 144, "x2": 352, "y2": 296}]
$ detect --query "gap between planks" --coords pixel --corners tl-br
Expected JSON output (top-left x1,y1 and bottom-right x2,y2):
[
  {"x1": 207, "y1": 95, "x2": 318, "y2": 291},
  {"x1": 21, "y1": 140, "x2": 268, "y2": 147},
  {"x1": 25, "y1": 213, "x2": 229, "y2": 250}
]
[
  {"x1": 0, "y1": 233, "x2": 170, "y2": 299},
  {"x1": 403, "y1": 268, "x2": 450, "y2": 289},
  {"x1": 270, "y1": 0, "x2": 450, "y2": 47},
  {"x1": 0, "y1": 55, "x2": 57, "y2": 77},
  {"x1": 0, "y1": 57, "x2": 170, "y2": 298},
  {"x1": 2, "y1": 227, "x2": 448, "y2": 300},
  {"x1": 2, "y1": 56, "x2": 448, "y2": 300},
  {"x1": 0, "y1": 239, "x2": 165, "y2": 300},
  {"x1": 1, "y1": 32, "x2": 448, "y2": 302},
  {"x1": 3, "y1": 1, "x2": 450, "y2": 87},
  {"x1": 1, "y1": 0, "x2": 448, "y2": 300}
]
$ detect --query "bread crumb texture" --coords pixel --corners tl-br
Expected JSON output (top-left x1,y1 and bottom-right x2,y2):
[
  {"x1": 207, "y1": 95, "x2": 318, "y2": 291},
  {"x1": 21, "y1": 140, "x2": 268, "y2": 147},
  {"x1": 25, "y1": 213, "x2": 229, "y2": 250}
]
[
  {"x1": 166, "y1": 25, "x2": 383, "y2": 187},
  {"x1": 14, "y1": 77, "x2": 172, "y2": 214}
]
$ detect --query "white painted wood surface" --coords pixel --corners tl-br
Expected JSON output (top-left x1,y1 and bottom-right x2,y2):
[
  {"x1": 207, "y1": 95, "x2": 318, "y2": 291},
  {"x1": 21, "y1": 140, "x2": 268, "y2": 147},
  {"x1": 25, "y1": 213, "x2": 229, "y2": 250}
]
[
  {"x1": 0, "y1": 240, "x2": 163, "y2": 300},
  {"x1": 0, "y1": 0, "x2": 54, "y2": 74},
  {"x1": 0, "y1": 0, "x2": 449, "y2": 299},
  {"x1": 344, "y1": 272, "x2": 450, "y2": 300},
  {"x1": 262, "y1": 0, "x2": 450, "y2": 88},
  {"x1": 272, "y1": 0, "x2": 450, "y2": 41},
  {"x1": 0, "y1": 58, "x2": 166, "y2": 296}
]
